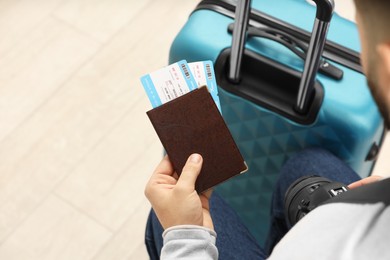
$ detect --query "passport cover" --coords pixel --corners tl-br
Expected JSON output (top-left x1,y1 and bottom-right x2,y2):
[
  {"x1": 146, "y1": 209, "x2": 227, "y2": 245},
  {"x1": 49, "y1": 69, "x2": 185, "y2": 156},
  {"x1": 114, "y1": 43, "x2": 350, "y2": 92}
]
[{"x1": 147, "y1": 86, "x2": 247, "y2": 193}]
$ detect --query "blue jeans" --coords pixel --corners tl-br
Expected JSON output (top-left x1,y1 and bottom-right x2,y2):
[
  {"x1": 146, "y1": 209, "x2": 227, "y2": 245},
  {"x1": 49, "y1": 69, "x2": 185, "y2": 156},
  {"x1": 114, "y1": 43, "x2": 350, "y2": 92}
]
[{"x1": 145, "y1": 148, "x2": 361, "y2": 259}]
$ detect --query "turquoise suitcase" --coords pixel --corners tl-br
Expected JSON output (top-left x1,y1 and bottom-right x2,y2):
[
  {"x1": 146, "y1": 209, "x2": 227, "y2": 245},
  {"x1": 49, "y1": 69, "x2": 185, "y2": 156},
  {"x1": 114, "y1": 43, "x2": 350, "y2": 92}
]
[{"x1": 169, "y1": 0, "x2": 385, "y2": 246}]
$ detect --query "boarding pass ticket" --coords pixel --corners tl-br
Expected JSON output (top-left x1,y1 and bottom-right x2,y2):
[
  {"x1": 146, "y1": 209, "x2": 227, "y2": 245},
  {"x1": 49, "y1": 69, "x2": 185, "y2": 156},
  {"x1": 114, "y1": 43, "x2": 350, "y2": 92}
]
[
  {"x1": 188, "y1": 61, "x2": 221, "y2": 112},
  {"x1": 141, "y1": 60, "x2": 221, "y2": 112}
]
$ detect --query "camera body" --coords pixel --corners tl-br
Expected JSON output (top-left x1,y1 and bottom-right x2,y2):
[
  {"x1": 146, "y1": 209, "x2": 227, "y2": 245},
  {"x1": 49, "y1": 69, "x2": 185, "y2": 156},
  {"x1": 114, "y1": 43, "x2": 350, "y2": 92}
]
[{"x1": 284, "y1": 175, "x2": 348, "y2": 226}]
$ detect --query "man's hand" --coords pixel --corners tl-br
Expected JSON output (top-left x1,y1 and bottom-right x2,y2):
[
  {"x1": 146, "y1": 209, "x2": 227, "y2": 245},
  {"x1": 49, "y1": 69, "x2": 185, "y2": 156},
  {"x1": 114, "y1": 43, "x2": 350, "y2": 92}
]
[
  {"x1": 145, "y1": 154, "x2": 214, "y2": 230},
  {"x1": 348, "y1": 175, "x2": 383, "y2": 189}
]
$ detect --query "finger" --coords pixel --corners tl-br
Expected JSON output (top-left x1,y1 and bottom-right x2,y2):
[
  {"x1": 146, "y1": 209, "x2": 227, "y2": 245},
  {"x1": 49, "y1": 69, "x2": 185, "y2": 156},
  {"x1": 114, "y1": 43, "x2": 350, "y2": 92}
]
[
  {"x1": 153, "y1": 155, "x2": 174, "y2": 176},
  {"x1": 199, "y1": 189, "x2": 213, "y2": 207},
  {"x1": 176, "y1": 153, "x2": 203, "y2": 189},
  {"x1": 348, "y1": 175, "x2": 383, "y2": 189},
  {"x1": 154, "y1": 183, "x2": 175, "y2": 190},
  {"x1": 201, "y1": 189, "x2": 213, "y2": 200},
  {"x1": 154, "y1": 174, "x2": 177, "y2": 185},
  {"x1": 200, "y1": 193, "x2": 212, "y2": 210},
  {"x1": 145, "y1": 182, "x2": 175, "y2": 200}
]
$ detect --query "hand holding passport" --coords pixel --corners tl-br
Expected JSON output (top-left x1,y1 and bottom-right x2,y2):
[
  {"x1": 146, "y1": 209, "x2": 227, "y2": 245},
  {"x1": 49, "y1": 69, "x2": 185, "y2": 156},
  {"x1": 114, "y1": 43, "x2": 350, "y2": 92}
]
[
  {"x1": 141, "y1": 61, "x2": 247, "y2": 193},
  {"x1": 145, "y1": 154, "x2": 215, "y2": 230}
]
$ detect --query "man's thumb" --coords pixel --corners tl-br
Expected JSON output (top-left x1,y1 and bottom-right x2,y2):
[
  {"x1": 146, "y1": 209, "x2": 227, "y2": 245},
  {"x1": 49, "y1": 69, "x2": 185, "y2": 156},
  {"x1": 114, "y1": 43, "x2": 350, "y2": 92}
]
[{"x1": 177, "y1": 153, "x2": 203, "y2": 189}]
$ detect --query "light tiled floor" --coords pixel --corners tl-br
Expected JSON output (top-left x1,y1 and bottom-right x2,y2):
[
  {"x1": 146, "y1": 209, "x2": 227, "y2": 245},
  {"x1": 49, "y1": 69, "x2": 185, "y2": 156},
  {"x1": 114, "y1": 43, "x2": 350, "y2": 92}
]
[{"x1": 0, "y1": 0, "x2": 388, "y2": 259}]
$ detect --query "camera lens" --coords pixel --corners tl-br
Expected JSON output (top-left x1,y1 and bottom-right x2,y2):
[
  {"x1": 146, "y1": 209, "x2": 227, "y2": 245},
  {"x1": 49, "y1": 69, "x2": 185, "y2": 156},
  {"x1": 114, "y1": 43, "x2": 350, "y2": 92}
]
[{"x1": 284, "y1": 175, "x2": 348, "y2": 226}]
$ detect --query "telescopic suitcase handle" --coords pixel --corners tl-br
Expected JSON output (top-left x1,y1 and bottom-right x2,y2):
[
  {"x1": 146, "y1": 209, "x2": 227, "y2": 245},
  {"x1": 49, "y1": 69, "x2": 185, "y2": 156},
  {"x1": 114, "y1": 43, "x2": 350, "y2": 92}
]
[
  {"x1": 229, "y1": 0, "x2": 335, "y2": 114},
  {"x1": 229, "y1": 0, "x2": 251, "y2": 84}
]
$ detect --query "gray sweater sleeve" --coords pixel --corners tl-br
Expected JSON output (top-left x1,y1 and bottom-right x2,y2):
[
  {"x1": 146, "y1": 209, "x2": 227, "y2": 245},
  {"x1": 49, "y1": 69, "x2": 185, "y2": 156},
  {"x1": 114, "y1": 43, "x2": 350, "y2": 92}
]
[{"x1": 161, "y1": 225, "x2": 218, "y2": 260}]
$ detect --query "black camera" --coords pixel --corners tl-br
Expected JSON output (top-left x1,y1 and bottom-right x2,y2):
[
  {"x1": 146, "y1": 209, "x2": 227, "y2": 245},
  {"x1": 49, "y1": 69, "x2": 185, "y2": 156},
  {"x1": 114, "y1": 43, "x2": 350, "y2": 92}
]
[{"x1": 284, "y1": 175, "x2": 349, "y2": 226}]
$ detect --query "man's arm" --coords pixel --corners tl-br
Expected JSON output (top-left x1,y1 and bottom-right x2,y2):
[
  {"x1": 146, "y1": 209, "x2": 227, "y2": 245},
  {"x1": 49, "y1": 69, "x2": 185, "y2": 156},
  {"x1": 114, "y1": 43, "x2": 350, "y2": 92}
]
[{"x1": 144, "y1": 154, "x2": 218, "y2": 259}]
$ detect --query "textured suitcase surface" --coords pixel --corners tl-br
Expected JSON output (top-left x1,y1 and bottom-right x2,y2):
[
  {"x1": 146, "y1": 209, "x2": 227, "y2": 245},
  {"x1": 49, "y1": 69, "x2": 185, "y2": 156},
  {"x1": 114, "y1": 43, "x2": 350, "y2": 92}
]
[{"x1": 169, "y1": 0, "x2": 385, "y2": 246}]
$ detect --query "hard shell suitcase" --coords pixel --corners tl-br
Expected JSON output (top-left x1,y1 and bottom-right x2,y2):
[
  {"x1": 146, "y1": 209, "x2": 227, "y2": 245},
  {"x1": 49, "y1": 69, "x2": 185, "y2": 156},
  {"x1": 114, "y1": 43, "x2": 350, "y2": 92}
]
[{"x1": 169, "y1": 0, "x2": 386, "y2": 246}]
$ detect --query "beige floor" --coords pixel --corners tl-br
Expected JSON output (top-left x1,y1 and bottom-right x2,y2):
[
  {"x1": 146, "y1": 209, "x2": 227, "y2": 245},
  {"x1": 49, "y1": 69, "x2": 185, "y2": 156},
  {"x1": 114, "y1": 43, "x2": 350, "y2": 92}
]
[{"x1": 0, "y1": 0, "x2": 388, "y2": 259}]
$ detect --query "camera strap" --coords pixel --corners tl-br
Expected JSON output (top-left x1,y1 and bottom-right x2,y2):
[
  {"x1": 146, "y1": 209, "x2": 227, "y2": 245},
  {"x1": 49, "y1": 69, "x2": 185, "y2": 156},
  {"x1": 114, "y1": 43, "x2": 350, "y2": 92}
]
[{"x1": 324, "y1": 178, "x2": 390, "y2": 206}]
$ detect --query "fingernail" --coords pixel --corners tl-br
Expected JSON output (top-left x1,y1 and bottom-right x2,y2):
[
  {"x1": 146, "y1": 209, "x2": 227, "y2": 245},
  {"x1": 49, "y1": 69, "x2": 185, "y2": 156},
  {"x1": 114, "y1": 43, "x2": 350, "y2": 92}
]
[{"x1": 189, "y1": 153, "x2": 202, "y2": 163}]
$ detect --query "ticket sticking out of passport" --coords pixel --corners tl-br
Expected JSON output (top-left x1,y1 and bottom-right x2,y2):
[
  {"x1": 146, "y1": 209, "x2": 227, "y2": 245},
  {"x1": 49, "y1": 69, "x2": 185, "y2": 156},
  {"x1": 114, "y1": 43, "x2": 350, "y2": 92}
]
[
  {"x1": 141, "y1": 60, "x2": 221, "y2": 112},
  {"x1": 141, "y1": 60, "x2": 197, "y2": 108},
  {"x1": 188, "y1": 61, "x2": 221, "y2": 112}
]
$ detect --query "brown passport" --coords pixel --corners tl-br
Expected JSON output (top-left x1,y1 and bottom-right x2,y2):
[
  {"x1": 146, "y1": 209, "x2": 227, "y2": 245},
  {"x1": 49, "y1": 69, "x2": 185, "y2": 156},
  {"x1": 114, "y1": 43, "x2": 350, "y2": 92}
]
[{"x1": 147, "y1": 86, "x2": 247, "y2": 193}]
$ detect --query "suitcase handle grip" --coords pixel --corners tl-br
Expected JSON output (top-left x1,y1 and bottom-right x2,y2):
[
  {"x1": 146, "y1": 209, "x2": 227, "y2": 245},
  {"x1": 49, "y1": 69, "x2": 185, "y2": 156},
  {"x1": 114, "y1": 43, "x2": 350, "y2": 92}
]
[
  {"x1": 227, "y1": 23, "x2": 343, "y2": 80},
  {"x1": 313, "y1": 0, "x2": 334, "y2": 22}
]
